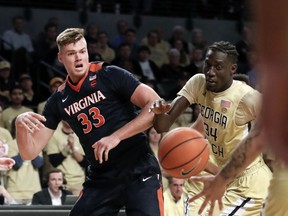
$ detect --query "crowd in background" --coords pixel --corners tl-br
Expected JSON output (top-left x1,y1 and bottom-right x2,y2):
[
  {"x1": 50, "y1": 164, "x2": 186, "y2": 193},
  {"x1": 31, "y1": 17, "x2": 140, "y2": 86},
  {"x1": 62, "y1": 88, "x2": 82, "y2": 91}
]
[{"x1": 0, "y1": 6, "x2": 257, "y2": 214}]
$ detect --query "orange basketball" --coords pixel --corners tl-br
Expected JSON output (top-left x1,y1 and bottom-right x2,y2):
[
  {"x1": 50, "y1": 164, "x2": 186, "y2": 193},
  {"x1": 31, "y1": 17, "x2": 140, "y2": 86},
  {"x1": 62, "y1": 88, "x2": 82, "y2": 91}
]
[{"x1": 158, "y1": 127, "x2": 209, "y2": 179}]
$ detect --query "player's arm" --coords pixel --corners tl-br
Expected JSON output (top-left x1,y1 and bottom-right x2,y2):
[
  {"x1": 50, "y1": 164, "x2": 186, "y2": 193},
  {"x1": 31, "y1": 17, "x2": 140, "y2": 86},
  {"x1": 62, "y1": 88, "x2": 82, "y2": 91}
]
[
  {"x1": 190, "y1": 120, "x2": 265, "y2": 215},
  {"x1": 15, "y1": 112, "x2": 54, "y2": 160},
  {"x1": 216, "y1": 120, "x2": 265, "y2": 182},
  {"x1": 93, "y1": 83, "x2": 161, "y2": 163},
  {"x1": 112, "y1": 83, "x2": 160, "y2": 141},
  {"x1": 151, "y1": 96, "x2": 190, "y2": 133}
]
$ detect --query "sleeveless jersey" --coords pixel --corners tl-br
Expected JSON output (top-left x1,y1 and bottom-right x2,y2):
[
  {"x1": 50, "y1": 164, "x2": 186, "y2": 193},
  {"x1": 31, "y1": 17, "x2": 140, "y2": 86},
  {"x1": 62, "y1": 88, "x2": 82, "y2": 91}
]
[
  {"x1": 178, "y1": 74, "x2": 261, "y2": 167},
  {"x1": 43, "y1": 62, "x2": 148, "y2": 171}
]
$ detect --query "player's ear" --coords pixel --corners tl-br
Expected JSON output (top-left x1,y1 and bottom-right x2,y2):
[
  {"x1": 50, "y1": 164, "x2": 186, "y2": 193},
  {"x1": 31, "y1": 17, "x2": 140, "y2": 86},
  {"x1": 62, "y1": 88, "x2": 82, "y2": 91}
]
[
  {"x1": 58, "y1": 52, "x2": 63, "y2": 63},
  {"x1": 190, "y1": 115, "x2": 205, "y2": 136}
]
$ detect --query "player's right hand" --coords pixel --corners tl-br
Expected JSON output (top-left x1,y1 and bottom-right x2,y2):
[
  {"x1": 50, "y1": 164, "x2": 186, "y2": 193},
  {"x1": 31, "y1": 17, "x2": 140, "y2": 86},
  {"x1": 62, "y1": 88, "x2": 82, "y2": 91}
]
[
  {"x1": 149, "y1": 98, "x2": 171, "y2": 114},
  {"x1": 189, "y1": 175, "x2": 225, "y2": 216},
  {"x1": 15, "y1": 112, "x2": 46, "y2": 134}
]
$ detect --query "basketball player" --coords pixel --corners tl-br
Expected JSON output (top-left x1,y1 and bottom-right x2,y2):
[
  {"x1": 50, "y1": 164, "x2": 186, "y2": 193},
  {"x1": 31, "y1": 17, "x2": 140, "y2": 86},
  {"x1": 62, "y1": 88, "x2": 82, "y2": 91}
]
[
  {"x1": 189, "y1": 119, "x2": 288, "y2": 216},
  {"x1": 150, "y1": 41, "x2": 272, "y2": 215},
  {"x1": 15, "y1": 28, "x2": 163, "y2": 216},
  {"x1": 183, "y1": 1, "x2": 288, "y2": 214}
]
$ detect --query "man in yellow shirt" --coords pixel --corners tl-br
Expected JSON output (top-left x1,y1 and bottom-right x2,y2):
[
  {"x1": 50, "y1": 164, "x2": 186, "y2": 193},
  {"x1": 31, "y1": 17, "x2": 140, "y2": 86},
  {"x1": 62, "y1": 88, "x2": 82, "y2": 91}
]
[{"x1": 163, "y1": 176, "x2": 188, "y2": 216}]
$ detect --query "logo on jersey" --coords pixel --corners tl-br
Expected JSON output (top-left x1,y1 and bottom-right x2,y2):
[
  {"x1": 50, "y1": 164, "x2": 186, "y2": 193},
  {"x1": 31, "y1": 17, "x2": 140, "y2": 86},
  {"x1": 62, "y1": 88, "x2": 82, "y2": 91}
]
[
  {"x1": 62, "y1": 95, "x2": 69, "y2": 103},
  {"x1": 220, "y1": 99, "x2": 231, "y2": 108},
  {"x1": 64, "y1": 91, "x2": 106, "y2": 116},
  {"x1": 89, "y1": 75, "x2": 97, "y2": 81},
  {"x1": 89, "y1": 75, "x2": 97, "y2": 87},
  {"x1": 142, "y1": 176, "x2": 153, "y2": 182}
]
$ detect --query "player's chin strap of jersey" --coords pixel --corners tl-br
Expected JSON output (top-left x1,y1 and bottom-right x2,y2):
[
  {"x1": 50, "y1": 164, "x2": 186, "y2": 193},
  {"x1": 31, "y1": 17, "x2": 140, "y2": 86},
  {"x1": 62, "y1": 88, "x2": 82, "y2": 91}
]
[{"x1": 89, "y1": 61, "x2": 108, "y2": 72}]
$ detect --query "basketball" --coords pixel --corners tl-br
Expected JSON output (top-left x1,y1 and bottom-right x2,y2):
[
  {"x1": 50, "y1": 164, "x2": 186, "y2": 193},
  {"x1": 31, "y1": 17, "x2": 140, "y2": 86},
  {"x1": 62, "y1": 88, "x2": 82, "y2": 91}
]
[{"x1": 158, "y1": 127, "x2": 209, "y2": 179}]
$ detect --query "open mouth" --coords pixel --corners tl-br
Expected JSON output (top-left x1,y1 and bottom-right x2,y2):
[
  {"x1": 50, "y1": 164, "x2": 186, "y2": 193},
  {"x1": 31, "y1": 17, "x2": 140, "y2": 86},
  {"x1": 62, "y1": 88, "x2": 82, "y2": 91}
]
[
  {"x1": 206, "y1": 79, "x2": 215, "y2": 84},
  {"x1": 75, "y1": 64, "x2": 83, "y2": 68}
]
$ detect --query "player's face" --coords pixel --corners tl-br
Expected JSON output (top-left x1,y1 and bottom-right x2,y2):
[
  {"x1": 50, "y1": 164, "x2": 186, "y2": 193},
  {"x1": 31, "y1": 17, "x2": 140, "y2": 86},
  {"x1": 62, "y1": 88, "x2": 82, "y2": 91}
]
[
  {"x1": 58, "y1": 37, "x2": 89, "y2": 83},
  {"x1": 203, "y1": 49, "x2": 237, "y2": 92}
]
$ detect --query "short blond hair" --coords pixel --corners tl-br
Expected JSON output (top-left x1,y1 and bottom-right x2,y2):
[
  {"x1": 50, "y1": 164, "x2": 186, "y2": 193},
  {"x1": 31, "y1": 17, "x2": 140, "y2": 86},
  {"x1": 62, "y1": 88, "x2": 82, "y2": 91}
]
[{"x1": 56, "y1": 28, "x2": 85, "y2": 50}]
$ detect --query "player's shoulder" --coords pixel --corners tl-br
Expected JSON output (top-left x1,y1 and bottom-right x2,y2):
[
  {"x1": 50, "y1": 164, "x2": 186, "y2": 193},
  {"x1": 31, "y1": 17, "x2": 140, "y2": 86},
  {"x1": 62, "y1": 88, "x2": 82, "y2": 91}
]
[
  {"x1": 187, "y1": 73, "x2": 205, "y2": 87},
  {"x1": 89, "y1": 61, "x2": 125, "y2": 74},
  {"x1": 233, "y1": 80, "x2": 259, "y2": 93},
  {"x1": 89, "y1": 61, "x2": 105, "y2": 73}
]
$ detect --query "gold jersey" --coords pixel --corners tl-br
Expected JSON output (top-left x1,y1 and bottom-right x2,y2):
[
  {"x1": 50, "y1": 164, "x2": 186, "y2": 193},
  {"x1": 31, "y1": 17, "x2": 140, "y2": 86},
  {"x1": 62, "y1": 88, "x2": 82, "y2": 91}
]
[{"x1": 178, "y1": 74, "x2": 261, "y2": 168}]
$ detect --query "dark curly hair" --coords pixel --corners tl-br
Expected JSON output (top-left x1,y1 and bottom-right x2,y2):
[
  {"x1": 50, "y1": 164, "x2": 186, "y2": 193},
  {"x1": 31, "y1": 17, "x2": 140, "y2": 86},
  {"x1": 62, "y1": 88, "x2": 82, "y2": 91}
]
[{"x1": 208, "y1": 41, "x2": 239, "y2": 63}]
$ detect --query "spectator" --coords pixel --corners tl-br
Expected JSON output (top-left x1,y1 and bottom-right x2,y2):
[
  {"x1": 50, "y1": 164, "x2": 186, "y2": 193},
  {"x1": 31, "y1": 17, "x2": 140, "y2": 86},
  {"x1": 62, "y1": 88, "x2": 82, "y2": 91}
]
[
  {"x1": 188, "y1": 28, "x2": 208, "y2": 53},
  {"x1": 0, "y1": 104, "x2": 13, "y2": 160},
  {"x1": 123, "y1": 28, "x2": 139, "y2": 59},
  {"x1": 141, "y1": 30, "x2": 169, "y2": 68},
  {"x1": 111, "y1": 43, "x2": 142, "y2": 79},
  {"x1": 246, "y1": 48, "x2": 259, "y2": 89},
  {"x1": 137, "y1": 45, "x2": 161, "y2": 83},
  {"x1": 18, "y1": 74, "x2": 40, "y2": 112},
  {"x1": 33, "y1": 23, "x2": 59, "y2": 82},
  {"x1": 84, "y1": 23, "x2": 98, "y2": 44},
  {"x1": 32, "y1": 169, "x2": 73, "y2": 205},
  {"x1": 146, "y1": 126, "x2": 168, "y2": 190},
  {"x1": 37, "y1": 76, "x2": 64, "y2": 115},
  {"x1": 168, "y1": 25, "x2": 189, "y2": 54},
  {"x1": 236, "y1": 26, "x2": 252, "y2": 74},
  {"x1": 0, "y1": 156, "x2": 16, "y2": 205},
  {"x1": 0, "y1": 122, "x2": 12, "y2": 186},
  {"x1": 110, "y1": 19, "x2": 128, "y2": 49},
  {"x1": 96, "y1": 31, "x2": 115, "y2": 63},
  {"x1": 163, "y1": 176, "x2": 188, "y2": 216},
  {"x1": 87, "y1": 39, "x2": 102, "y2": 62},
  {"x1": 158, "y1": 48, "x2": 187, "y2": 99},
  {"x1": 0, "y1": 158, "x2": 15, "y2": 171},
  {"x1": 7, "y1": 118, "x2": 43, "y2": 205},
  {"x1": 172, "y1": 39, "x2": 190, "y2": 67},
  {"x1": 33, "y1": 23, "x2": 58, "y2": 66},
  {"x1": 153, "y1": 27, "x2": 171, "y2": 55},
  {"x1": 185, "y1": 47, "x2": 204, "y2": 76},
  {"x1": 2, "y1": 15, "x2": 34, "y2": 76},
  {"x1": 45, "y1": 121, "x2": 87, "y2": 195},
  {"x1": 160, "y1": 48, "x2": 187, "y2": 83},
  {"x1": 0, "y1": 109, "x2": 13, "y2": 146},
  {"x1": 0, "y1": 85, "x2": 32, "y2": 133},
  {"x1": 0, "y1": 60, "x2": 14, "y2": 107},
  {"x1": 0, "y1": 185, "x2": 16, "y2": 205}
]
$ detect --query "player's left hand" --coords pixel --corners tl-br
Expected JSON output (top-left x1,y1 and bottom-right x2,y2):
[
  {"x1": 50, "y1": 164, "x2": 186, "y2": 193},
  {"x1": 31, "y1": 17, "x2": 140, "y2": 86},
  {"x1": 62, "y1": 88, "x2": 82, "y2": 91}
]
[
  {"x1": 0, "y1": 158, "x2": 15, "y2": 170},
  {"x1": 189, "y1": 175, "x2": 226, "y2": 216},
  {"x1": 92, "y1": 134, "x2": 120, "y2": 164}
]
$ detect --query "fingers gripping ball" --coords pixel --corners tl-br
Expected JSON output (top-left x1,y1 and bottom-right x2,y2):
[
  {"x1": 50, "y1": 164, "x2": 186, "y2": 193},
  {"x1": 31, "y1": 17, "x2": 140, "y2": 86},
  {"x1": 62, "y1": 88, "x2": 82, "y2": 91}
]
[{"x1": 158, "y1": 127, "x2": 209, "y2": 179}]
